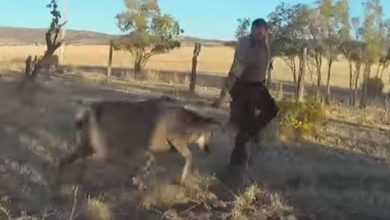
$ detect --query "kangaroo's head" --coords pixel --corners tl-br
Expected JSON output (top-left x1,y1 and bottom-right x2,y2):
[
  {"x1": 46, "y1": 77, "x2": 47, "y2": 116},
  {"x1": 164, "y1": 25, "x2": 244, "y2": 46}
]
[
  {"x1": 193, "y1": 132, "x2": 214, "y2": 153},
  {"x1": 185, "y1": 109, "x2": 221, "y2": 153}
]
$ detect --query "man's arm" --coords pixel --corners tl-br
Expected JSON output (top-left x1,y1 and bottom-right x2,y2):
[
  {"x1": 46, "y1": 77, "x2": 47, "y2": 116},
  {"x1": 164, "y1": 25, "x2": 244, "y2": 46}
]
[
  {"x1": 266, "y1": 59, "x2": 273, "y2": 87},
  {"x1": 265, "y1": 38, "x2": 273, "y2": 87},
  {"x1": 212, "y1": 74, "x2": 236, "y2": 107},
  {"x1": 212, "y1": 39, "x2": 247, "y2": 107}
]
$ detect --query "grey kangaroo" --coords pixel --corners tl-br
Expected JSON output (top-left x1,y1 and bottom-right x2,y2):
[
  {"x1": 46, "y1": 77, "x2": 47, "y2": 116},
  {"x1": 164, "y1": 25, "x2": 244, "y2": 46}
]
[{"x1": 58, "y1": 97, "x2": 220, "y2": 183}]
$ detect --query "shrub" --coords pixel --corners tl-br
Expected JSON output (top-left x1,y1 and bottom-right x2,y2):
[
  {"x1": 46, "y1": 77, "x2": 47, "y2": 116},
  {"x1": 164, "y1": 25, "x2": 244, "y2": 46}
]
[{"x1": 278, "y1": 99, "x2": 325, "y2": 141}]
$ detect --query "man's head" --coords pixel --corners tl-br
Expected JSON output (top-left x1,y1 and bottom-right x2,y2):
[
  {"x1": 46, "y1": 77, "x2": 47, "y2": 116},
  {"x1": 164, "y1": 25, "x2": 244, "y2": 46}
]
[{"x1": 251, "y1": 18, "x2": 268, "y2": 40}]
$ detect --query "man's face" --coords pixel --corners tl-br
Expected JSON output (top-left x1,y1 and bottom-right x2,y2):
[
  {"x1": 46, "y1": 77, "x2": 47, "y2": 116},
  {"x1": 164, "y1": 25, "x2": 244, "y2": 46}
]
[{"x1": 252, "y1": 26, "x2": 268, "y2": 40}]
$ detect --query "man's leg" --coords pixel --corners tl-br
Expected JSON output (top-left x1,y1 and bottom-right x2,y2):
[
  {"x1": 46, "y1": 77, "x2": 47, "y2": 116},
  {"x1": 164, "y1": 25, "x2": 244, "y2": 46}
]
[
  {"x1": 251, "y1": 87, "x2": 279, "y2": 136},
  {"x1": 230, "y1": 131, "x2": 251, "y2": 165},
  {"x1": 229, "y1": 88, "x2": 255, "y2": 166}
]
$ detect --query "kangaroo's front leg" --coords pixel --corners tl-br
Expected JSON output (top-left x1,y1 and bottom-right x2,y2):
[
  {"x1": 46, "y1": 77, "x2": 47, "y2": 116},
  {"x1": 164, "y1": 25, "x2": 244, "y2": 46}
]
[{"x1": 170, "y1": 138, "x2": 192, "y2": 183}]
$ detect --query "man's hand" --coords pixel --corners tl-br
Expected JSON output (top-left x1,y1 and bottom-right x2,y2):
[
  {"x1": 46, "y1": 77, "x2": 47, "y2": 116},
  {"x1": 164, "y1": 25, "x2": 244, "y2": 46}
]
[{"x1": 212, "y1": 75, "x2": 236, "y2": 108}]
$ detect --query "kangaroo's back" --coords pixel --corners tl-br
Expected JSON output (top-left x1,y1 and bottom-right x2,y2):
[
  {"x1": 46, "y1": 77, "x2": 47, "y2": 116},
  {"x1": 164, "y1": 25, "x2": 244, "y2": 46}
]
[{"x1": 88, "y1": 100, "x2": 181, "y2": 155}]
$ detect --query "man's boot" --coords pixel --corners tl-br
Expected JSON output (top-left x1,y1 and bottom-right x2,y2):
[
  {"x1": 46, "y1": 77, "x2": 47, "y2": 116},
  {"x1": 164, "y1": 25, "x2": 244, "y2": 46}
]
[{"x1": 230, "y1": 132, "x2": 250, "y2": 166}]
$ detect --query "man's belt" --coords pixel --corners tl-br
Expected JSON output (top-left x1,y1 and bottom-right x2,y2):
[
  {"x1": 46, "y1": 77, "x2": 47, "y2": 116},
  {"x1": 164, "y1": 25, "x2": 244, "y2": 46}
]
[{"x1": 234, "y1": 80, "x2": 266, "y2": 87}]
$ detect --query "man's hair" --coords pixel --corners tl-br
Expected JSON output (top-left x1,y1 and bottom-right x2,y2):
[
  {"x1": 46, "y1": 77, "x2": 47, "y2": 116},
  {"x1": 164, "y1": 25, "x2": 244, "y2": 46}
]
[{"x1": 251, "y1": 18, "x2": 268, "y2": 30}]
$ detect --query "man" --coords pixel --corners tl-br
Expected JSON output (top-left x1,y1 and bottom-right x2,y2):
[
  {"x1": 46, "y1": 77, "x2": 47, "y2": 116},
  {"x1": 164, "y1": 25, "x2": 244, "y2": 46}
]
[{"x1": 213, "y1": 18, "x2": 279, "y2": 166}]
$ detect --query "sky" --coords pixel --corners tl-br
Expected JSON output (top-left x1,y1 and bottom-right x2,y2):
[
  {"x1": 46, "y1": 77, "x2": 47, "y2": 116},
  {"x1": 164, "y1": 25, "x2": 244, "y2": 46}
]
[{"x1": 0, "y1": 0, "x2": 388, "y2": 40}]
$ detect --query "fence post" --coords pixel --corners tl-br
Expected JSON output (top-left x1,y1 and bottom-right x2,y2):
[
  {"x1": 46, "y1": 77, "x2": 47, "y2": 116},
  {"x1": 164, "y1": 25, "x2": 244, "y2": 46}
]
[
  {"x1": 279, "y1": 82, "x2": 284, "y2": 100},
  {"x1": 296, "y1": 47, "x2": 307, "y2": 102},
  {"x1": 190, "y1": 42, "x2": 202, "y2": 94},
  {"x1": 25, "y1": 55, "x2": 32, "y2": 77},
  {"x1": 107, "y1": 40, "x2": 113, "y2": 82}
]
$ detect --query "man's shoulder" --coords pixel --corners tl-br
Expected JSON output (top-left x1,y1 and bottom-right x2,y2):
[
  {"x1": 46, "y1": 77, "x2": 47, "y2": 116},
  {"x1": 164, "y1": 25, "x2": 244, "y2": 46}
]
[
  {"x1": 237, "y1": 36, "x2": 251, "y2": 48},
  {"x1": 238, "y1": 36, "x2": 251, "y2": 44}
]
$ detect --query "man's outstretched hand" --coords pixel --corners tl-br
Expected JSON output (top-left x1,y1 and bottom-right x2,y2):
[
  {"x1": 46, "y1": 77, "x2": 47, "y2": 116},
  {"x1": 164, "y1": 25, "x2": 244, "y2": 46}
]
[{"x1": 212, "y1": 76, "x2": 234, "y2": 108}]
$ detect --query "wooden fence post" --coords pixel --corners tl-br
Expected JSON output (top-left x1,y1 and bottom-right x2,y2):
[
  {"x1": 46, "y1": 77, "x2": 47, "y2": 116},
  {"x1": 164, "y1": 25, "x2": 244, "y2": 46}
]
[
  {"x1": 25, "y1": 55, "x2": 32, "y2": 77},
  {"x1": 107, "y1": 40, "x2": 114, "y2": 82},
  {"x1": 296, "y1": 47, "x2": 307, "y2": 102},
  {"x1": 190, "y1": 42, "x2": 202, "y2": 94}
]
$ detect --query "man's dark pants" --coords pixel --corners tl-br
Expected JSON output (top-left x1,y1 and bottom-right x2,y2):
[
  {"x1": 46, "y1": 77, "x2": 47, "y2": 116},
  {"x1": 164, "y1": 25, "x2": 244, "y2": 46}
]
[{"x1": 229, "y1": 82, "x2": 279, "y2": 165}]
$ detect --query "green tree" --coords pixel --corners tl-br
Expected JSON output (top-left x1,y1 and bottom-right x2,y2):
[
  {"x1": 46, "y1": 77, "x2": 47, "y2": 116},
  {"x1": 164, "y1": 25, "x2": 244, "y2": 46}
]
[
  {"x1": 317, "y1": 0, "x2": 350, "y2": 104},
  {"x1": 269, "y1": 3, "x2": 310, "y2": 83},
  {"x1": 235, "y1": 18, "x2": 251, "y2": 40},
  {"x1": 44, "y1": 0, "x2": 66, "y2": 58},
  {"x1": 378, "y1": 48, "x2": 390, "y2": 79},
  {"x1": 375, "y1": 20, "x2": 390, "y2": 79},
  {"x1": 340, "y1": 40, "x2": 366, "y2": 105},
  {"x1": 115, "y1": 0, "x2": 183, "y2": 75},
  {"x1": 360, "y1": 0, "x2": 385, "y2": 106},
  {"x1": 307, "y1": 8, "x2": 326, "y2": 101}
]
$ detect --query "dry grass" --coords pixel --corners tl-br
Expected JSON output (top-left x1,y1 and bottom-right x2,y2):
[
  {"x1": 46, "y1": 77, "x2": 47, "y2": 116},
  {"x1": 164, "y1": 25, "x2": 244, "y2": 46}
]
[
  {"x1": 83, "y1": 198, "x2": 113, "y2": 220},
  {"x1": 1, "y1": 45, "x2": 389, "y2": 91},
  {"x1": 141, "y1": 170, "x2": 219, "y2": 211},
  {"x1": 231, "y1": 184, "x2": 295, "y2": 220},
  {"x1": 0, "y1": 73, "x2": 390, "y2": 219},
  {"x1": 0, "y1": 203, "x2": 11, "y2": 220}
]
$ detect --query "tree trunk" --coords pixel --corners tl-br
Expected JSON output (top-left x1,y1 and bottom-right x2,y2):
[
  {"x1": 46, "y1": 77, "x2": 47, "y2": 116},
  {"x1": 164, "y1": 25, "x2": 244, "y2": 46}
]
[
  {"x1": 315, "y1": 53, "x2": 323, "y2": 102},
  {"x1": 353, "y1": 62, "x2": 362, "y2": 106},
  {"x1": 134, "y1": 61, "x2": 142, "y2": 76},
  {"x1": 285, "y1": 57, "x2": 297, "y2": 83},
  {"x1": 134, "y1": 56, "x2": 143, "y2": 79},
  {"x1": 379, "y1": 62, "x2": 387, "y2": 79},
  {"x1": 361, "y1": 63, "x2": 372, "y2": 107},
  {"x1": 325, "y1": 58, "x2": 333, "y2": 104},
  {"x1": 296, "y1": 48, "x2": 307, "y2": 103},
  {"x1": 348, "y1": 59, "x2": 354, "y2": 106},
  {"x1": 292, "y1": 64, "x2": 297, "y2": 84},
  {"x1": 133, "y1": 51, "x2": 146, "y2": 79},
  {"x1": 375, "y1": 63, "x2": 381, "y2": 78}
]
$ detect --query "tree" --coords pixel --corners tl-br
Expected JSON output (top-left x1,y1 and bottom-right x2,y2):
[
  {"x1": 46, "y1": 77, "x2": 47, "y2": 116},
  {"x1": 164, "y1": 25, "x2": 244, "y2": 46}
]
[
  {"x1": 235, "y1": 18, "x2": 250, "y2": 40},
  {"x1": 360, "y1": 0, "x2": 385, "y2": 106},
  {"x1": 115, "y1": 0, "x2": 183, "y2": 75},
  {"x1": 44, "y1": 0, "x2": 66, "y2": 59},
  {"x1": 317, "y1": 0, "x2": 350, "y2": 104},
  {"x1": 269, "y1": 3, "x2": 310, "y2": 83},
  {"x1": 306, "y1": 8, "x2": 326, "y2": 101},
  {"x1": 375, "y1": 20, "x2": 390, "y2": 79},
  {"x1": 378, "y1": 49, "x2": 390, "y2": 79},
  {"x1": 27, "y1": 0, "x2": 65, "y2": 79},
  {"x1": 340, "y1": 40, "x2": 366, "y2": 105}
]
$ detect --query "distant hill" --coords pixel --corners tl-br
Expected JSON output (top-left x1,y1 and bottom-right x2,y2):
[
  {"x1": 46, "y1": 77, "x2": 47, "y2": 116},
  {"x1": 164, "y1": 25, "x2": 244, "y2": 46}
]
[
  {"x1": 0, "y1": 26, "x2": 113, "y2": 45},
  {"x1": 0, "y1": 26, "x2": 225, "y2": 46}
]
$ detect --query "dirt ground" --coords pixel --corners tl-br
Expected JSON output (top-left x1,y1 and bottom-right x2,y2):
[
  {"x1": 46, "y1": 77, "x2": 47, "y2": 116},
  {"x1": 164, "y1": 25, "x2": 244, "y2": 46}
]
[{"x1": 0, "y1": 72, "x2": 390, "y2": 220}]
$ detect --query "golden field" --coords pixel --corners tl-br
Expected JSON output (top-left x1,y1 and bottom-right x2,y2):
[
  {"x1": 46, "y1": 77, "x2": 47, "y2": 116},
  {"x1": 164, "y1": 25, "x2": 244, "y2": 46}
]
[{"x1": 0, "y1": 44, "x2": 389, "y2": 91}]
